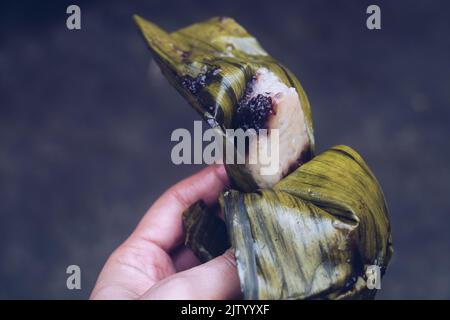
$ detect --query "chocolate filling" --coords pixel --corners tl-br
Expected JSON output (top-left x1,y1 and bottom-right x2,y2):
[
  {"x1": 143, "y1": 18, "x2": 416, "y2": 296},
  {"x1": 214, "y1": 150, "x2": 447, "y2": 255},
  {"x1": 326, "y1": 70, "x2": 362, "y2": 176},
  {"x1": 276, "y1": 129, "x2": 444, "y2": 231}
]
[
  {"x1": 233, "y1": 79, "x2": 274, "y2": 131},
  {"x1": 180, "y1": 68, "x2": 219, "y2": 95}
]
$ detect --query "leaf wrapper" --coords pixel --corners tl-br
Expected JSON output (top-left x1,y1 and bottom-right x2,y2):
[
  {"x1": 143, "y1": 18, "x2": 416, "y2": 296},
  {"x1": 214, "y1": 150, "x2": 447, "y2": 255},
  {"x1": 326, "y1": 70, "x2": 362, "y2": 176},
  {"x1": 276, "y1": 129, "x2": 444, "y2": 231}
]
[
  {"x1": 222, "y1": 145, "x2": 393, "y2": 299},
  {"x1": 135, "y1": 16, "x2": 393, "y2": 300},
  {"x1": 134, "y1": 15, "x2": 315, "y2": 191},
  {"x1": 182, "y1": 201, "x2": 229, "y2": 263}
]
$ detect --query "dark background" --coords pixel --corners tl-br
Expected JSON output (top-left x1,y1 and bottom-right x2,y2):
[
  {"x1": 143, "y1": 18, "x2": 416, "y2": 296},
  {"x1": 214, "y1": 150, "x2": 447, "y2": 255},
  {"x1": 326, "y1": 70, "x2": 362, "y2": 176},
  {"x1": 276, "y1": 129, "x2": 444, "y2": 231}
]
[{"x1": 1, "y1": 0, "x2": 449, "y2": 299}]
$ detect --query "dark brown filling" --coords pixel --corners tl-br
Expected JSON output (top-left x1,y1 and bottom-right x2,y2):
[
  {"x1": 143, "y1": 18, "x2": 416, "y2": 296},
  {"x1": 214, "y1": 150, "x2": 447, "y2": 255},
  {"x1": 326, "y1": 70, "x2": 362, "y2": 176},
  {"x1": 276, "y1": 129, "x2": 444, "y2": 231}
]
[
  {"x1": 180, "y1": 68, "x2": 219, "y2": 95},
  {"x1": 233, "y1": 79, "x2": 274, "y2": 131}
]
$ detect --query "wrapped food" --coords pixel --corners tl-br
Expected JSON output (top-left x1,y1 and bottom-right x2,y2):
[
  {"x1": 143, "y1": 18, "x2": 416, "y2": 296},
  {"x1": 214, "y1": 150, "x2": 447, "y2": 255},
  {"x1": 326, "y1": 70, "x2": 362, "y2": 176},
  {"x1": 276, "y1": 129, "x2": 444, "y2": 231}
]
[
  {"x1": 134, "y1": 15, "x2": 314, "y2": 191},
  {"x1": 135, "y1": 15, "x2": 393, "y2": 299}
]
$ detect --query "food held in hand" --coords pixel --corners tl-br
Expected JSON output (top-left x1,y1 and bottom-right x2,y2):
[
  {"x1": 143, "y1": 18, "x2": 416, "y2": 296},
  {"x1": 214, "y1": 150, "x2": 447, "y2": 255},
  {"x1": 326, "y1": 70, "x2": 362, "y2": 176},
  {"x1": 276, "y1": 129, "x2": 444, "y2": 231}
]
[{"x1": 135, "y1": 15, "x2": 393, "y2": 300}]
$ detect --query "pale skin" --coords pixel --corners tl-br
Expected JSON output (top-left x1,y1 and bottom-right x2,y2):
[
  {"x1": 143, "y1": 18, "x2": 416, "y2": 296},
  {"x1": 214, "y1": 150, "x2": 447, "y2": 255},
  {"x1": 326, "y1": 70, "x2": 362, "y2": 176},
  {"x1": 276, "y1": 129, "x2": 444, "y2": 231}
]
[{"x1": 90, "y1": 165, "x2": 241, "y2": 299}]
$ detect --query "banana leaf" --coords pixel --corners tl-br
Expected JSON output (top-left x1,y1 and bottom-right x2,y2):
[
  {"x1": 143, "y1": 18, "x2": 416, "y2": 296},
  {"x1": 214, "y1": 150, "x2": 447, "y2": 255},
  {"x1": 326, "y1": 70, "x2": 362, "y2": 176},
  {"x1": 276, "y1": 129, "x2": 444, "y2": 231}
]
[
  {"x1": 222, "y1": 145, "x2": 393, "y2": 299},
  {"x1": 134, "y1": 16, "x2": 393, "y2": 300},
  {"x1": 183, "y1": 145, "x2": 392, "y2": 299},
  {"x1": 182, "y1": 201, "x2": 229, "y2": 263},
  {"x1": 134, "y1": 15, "x2": 314, "y2": 191}
]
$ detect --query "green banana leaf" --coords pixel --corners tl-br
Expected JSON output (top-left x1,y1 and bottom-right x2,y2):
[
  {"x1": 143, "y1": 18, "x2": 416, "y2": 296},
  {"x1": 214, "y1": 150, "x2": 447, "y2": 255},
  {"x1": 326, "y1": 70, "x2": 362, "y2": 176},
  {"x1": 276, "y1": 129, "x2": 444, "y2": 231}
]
[
  {"x1": 182, "y1": 201, "x2": 229, "y2": 263},
  {"x1": 222, "y1": 145, "x2": 393, "y2": 299},
  {"x1": 183, "y1": 145, "x2": 392, "y2": 299},
  {"x1": 134, "y1": 15, "x2": 393, "y2": 300},
  {"x1": 134, "y1": 15, "x2": 314, "y2": 191}
]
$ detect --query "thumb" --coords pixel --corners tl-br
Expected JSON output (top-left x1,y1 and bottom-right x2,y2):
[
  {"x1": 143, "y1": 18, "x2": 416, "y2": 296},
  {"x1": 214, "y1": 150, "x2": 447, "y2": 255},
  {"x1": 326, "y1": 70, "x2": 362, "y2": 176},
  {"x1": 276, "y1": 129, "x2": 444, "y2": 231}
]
[{"x1": 141, "y1": 249, "x2": 241, "y2": 300}]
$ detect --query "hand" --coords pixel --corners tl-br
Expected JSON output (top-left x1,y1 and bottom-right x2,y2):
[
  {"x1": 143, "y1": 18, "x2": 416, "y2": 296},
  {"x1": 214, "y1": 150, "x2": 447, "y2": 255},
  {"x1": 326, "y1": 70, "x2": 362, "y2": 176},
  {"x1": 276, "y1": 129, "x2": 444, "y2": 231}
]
[{"x1": 90, "y1": 165, "x2": 241, "y2": 300}]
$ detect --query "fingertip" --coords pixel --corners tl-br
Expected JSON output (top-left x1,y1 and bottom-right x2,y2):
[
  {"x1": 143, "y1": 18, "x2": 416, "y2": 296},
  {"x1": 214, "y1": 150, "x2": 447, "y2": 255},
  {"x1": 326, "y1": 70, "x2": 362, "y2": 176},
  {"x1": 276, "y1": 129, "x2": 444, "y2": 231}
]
[
  {"x1": 212, "y1": 164, "x2": 229, "y2": 186},
  {"x1": 132, "y1": 165, "x2": 230, "y2": 252},
  {"x1": 142, "y1": 248, "x2": 242, "y2": 300},
  {"x1": 182, "y1": 248, "x2": 241, "y2": 299}
]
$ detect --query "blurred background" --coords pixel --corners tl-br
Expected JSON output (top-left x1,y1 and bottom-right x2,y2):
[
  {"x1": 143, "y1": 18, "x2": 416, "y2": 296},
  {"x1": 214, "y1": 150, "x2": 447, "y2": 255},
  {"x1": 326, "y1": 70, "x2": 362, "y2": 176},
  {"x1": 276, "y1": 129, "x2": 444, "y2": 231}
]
[{"x1": 1, "y1": 0, "x2": 449, "y2": 299}]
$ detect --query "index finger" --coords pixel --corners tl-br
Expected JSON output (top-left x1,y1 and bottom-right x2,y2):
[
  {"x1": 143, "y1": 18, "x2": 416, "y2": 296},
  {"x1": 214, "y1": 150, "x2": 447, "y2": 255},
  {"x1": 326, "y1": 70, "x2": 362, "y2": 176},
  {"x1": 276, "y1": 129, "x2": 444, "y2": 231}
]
[{"x1": 130, "y1": 164, "x2": 228, "y2": 252}]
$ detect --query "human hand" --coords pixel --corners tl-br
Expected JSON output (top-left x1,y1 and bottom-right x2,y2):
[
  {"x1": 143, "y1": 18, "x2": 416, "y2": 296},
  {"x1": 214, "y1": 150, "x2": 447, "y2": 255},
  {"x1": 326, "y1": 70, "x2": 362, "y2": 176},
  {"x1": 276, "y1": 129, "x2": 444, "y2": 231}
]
[{"x1": 90, "y1": 165, "x2": 241, "y2": 300}]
